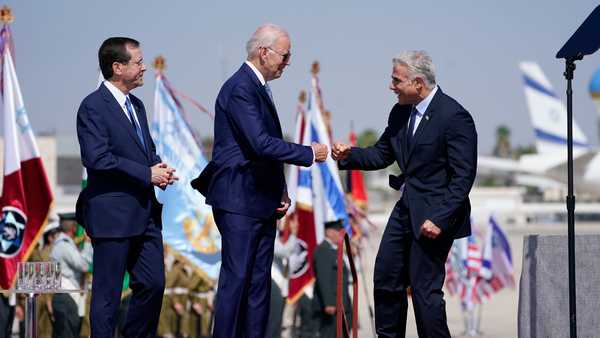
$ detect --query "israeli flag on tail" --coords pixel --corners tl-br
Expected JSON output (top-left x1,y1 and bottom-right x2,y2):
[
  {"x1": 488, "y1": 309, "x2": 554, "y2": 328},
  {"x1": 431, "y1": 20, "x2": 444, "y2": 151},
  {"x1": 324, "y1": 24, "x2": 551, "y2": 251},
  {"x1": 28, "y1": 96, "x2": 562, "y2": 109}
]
[
  {"x1": 520, "y1": 62, "x2": 589, "y2": 155},
  {"x1": 151, "y1": 74, "x2": 220, "y2": 280}
]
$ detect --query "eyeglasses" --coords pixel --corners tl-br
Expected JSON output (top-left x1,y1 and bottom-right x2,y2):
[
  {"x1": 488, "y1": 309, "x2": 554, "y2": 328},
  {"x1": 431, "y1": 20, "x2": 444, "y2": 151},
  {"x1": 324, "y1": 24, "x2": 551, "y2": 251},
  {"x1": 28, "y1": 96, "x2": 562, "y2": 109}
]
[
  {"x1": 121, "y1": 59, "x2": 144, "y2": 67},
  {"x1": 266, "y1": 47, "x2": 291, "y2": 63},
  {"x1": 391, "y1": 76, "x2": 417, "y2": 86}
]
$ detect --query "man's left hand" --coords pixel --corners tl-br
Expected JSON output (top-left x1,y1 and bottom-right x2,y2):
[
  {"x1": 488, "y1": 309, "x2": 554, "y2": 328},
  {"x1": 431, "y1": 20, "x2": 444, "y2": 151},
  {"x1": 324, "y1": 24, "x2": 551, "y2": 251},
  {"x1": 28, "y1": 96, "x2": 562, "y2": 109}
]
[
  {"x1": 420, "y1": 219, "x2": 441, "y2": 239},
  {"x1": 276, "y1": 192, "x2": 291, "y2": 216}
]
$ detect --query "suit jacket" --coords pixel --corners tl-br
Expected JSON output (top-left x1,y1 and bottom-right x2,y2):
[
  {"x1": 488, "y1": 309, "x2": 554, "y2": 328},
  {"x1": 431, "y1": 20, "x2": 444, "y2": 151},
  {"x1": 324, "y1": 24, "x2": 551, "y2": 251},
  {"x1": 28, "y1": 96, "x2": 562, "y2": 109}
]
[
  {"x1": 76, "y1": 83, "x2": 163, "y2": 238},
  {"x1": 205, "y1": 63, "x2": 313, "y2": 219},
  {"x1": 339, "y1": 88, "x2": 477, "y2": 239}
]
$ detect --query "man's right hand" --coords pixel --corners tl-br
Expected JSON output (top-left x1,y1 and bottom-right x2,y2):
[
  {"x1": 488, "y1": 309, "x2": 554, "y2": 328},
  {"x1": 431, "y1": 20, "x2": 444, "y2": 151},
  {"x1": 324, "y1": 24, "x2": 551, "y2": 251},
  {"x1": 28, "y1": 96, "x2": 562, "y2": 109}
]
[
  {"x1": 332, "y1": 142, "x2": 352, "y2": 161},
  {"x1": 311, "y1": 142, "x2": 329, "y2": 162},
  {"x1": 324, "y1": 306, "x2": 336, "y2": 315},
  {"x1": 151, "y1": 163, "x2": 176, "y2": 189}
]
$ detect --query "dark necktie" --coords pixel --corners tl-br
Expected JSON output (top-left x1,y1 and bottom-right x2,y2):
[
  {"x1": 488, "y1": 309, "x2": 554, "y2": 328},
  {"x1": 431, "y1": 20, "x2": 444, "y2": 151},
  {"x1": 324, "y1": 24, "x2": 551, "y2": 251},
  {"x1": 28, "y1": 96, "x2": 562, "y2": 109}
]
[
  {"x1": 406, "y1": 106, "x2": 419, "y2": 149},
  {"x1": 125, "y1": 97, "x2": 146, "y2": 152}
]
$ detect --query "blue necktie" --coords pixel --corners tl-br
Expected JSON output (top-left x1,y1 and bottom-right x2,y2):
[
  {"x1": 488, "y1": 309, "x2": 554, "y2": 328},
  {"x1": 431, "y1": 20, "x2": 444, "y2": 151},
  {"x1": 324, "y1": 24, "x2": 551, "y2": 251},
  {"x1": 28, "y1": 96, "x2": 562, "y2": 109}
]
[
  {"x1": 264, "y1": 83, "x2": 274, "y2": 103},
  {"x1": 125, "y1": 97, "x2": 146, "y2": 152},
  {"x1": 406, "y1": 106, "x2": 419, "y2": 149}
]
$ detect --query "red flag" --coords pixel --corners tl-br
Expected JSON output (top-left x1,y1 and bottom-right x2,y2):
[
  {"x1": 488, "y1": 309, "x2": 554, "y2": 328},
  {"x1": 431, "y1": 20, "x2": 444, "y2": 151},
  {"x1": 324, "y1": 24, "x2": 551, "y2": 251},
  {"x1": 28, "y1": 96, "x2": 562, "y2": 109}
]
[
  {"x1": 286, "y1": 207, "x2": 318, "y2": 303},
  {"x1": 346, "y1": 127, "x2": 368, "y2": 207},
  {"x1": 0, "y1": 34, "x2": 53, "y2": 289},
  {"x1": 286, "y1": 96, "x2": 319, "y2": 303}
]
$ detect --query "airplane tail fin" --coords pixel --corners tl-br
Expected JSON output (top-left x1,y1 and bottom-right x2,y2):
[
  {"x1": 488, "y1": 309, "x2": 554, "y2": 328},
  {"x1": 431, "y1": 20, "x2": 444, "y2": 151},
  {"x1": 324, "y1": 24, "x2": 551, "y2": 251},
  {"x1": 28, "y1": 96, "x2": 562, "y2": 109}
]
[{"x1": 519, "y1": 62, "x2": 589, "y2": 155}]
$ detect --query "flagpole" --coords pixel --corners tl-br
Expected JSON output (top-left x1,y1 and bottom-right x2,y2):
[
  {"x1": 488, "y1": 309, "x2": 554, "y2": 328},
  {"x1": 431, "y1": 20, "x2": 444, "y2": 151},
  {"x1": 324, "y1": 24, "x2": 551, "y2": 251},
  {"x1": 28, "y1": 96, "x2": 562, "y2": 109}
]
[{"x1": 153, "y1": 55, "x2": 207, "y2": 148}]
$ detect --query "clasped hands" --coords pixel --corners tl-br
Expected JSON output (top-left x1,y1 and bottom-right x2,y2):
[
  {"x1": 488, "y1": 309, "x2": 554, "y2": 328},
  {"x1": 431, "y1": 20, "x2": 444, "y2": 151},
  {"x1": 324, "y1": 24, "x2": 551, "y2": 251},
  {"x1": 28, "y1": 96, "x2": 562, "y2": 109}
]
[{"x1": 151, "y1": 162, "x2": 179, "y2": 189}]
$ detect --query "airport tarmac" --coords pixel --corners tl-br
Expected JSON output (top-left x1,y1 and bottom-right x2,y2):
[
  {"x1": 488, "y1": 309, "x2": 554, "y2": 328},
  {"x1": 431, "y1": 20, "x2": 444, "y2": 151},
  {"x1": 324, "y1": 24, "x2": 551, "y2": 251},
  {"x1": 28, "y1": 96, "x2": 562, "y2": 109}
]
[{"x1": 353, "y1": 213, "x2": 600, "y2": 338}]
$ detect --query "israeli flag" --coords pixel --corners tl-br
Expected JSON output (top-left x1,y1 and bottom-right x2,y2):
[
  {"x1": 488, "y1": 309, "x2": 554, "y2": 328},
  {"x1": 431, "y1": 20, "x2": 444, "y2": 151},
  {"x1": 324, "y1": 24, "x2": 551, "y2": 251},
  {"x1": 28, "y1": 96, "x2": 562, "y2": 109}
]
[
  {"x1": 151, "y1": 75, "x2": 221, "y2": 279},
  {"x1": 304, "y1": 81, "x2": 350, "y2": 235}
]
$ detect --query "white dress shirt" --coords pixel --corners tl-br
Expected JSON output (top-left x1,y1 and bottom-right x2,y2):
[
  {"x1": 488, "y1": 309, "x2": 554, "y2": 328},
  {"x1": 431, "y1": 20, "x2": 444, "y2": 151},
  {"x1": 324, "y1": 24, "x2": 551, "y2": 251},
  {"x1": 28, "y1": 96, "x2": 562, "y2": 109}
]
[
  {"x1": 103, "y1": 80, "x2": 142, "y2": 128},
  {"x1": 245, "y1": 60, "x2": 266, "y2": 85},
  {"x1": 409, "y1": 85, "x2": 438, "y2": 135}
]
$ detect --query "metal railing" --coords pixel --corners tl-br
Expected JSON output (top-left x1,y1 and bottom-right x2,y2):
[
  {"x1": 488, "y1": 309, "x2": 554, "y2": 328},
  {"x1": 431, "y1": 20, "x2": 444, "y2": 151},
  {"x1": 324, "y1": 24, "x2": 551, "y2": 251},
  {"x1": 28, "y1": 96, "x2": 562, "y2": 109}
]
[{"x1": 335, "y1": 229, "x2": 358, "y2": 338}]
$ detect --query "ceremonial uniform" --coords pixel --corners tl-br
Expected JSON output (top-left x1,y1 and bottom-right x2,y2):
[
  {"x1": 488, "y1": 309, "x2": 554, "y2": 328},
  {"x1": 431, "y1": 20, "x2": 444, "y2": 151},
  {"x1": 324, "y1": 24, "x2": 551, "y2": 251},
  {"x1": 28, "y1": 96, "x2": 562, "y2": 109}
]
[
  {"x1": 187, "y1": 273, "x2": 214, "y2": 338},
  {"x1": 50, "y1": 226, "x2": 93, "y2": 338},
  {"x1": 158, "y1": 259, "x2": 190, "y2": 337},
  {"x1": 312, "y1": 222, "x2": 352, "y2": 338}
]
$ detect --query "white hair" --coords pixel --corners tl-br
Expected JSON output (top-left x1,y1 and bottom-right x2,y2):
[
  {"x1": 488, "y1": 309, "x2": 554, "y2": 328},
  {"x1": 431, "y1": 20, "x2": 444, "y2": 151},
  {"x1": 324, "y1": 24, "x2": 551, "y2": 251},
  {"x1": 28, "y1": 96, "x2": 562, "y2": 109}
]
[
  {"x1": 392, "y1": 50, "x2": 436, "y2": 89},
  {"x1": 246, "y1": 23, "x2": 289, "y2": 59}
]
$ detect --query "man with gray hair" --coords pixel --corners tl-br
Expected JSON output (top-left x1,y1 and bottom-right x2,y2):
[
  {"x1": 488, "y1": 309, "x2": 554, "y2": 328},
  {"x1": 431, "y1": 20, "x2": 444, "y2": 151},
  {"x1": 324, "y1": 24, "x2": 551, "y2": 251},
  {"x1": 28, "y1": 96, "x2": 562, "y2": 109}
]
[
  {"x1": 333, "y1": 51, "x2": 477, "y2": 337},
  {"x1": 200, "y1": 23, "x2": 328, "y2": 338}
]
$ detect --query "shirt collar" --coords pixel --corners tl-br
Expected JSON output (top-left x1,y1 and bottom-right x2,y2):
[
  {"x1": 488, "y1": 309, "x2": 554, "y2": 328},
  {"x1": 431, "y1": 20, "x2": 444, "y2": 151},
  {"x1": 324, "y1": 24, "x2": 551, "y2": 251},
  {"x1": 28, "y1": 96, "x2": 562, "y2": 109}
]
[
  {"x1": 103, "y1": 80, "x2": 130, "y2": 108},
  {"x1": 414, "y1": 85, "x2": 438, "y2": 116},
  {"x1": 245, "y1": 60, "x2": 266, "y2": 86}
]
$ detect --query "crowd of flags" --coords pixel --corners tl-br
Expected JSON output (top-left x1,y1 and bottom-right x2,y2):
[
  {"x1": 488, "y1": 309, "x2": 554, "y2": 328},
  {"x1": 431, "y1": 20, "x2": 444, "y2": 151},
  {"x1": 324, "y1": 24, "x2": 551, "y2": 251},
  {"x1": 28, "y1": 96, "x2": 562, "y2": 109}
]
[{"x1": 445, "y1": 216, "x2": 515, "y2": 311}]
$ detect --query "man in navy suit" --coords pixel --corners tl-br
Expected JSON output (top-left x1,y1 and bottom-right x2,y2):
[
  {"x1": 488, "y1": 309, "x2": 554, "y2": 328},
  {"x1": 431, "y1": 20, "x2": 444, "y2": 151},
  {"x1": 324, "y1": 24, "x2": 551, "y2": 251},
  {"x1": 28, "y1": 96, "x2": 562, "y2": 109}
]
[
  {"x1": 333, "y1": 51, "x2": 477, "y2": 337},
  {"x1": 76, "y1": 37, "x2": 177, "y2": 338},
  {"x1": 204, "y1": 24, "x2": 328, "y2": 338}
]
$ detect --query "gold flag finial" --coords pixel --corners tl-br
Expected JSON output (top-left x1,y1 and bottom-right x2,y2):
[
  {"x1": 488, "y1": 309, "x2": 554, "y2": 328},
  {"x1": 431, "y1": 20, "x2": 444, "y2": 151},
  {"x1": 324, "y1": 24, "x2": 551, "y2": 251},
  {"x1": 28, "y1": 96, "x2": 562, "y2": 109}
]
[
  {"x1": 153, "y1": 55, "x2": 166, "y2": 73},
  {"x1": 298, "y1": 90, "x2": 307, "y2": 104},
  {"x1": 311, "y1": 61, "x2": 320, "y2": 76},
  {"x1": 0, "y1": 6, "x2": 13, "y2": 24}
]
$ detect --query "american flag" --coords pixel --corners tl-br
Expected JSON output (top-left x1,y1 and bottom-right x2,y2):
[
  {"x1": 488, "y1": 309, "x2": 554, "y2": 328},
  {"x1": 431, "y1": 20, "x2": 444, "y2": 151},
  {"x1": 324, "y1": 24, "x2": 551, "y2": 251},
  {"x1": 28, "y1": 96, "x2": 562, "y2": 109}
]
[
  {"x1": 466, "y1": 235, "x2": 482, "y2": 274},
  {"x1": 445, "y1": 216, "x2": 515, "y2": 310}
]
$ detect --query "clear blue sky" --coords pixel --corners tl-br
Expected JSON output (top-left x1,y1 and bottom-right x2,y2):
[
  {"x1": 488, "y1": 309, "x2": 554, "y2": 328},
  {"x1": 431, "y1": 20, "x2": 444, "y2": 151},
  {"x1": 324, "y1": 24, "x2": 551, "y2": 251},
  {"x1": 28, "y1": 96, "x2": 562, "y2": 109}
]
[{"x1": 5, "y1": 0, "x2": 600, "y2": 154}]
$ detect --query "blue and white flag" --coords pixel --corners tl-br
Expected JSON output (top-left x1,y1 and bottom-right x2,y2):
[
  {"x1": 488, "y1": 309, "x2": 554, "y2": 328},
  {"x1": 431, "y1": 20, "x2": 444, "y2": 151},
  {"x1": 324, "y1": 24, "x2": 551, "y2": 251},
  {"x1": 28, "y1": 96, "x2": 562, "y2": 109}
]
[
  {"x1": 303, "y1": 78, "x2": 350, "y2": 235},
  {"x1": 151, "y1": 74, "x2": 221, "y2": 280},
  {"x1": 482, "y1": 216, "x2": 515, "y2": 290}
]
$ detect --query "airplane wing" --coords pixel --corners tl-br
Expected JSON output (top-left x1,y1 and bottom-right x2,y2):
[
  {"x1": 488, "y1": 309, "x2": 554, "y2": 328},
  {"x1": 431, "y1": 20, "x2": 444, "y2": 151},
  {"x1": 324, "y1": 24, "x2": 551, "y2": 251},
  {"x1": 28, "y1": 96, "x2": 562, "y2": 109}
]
[{"x1": 478, "y1": 155, "x2": 521, "y2": 173}]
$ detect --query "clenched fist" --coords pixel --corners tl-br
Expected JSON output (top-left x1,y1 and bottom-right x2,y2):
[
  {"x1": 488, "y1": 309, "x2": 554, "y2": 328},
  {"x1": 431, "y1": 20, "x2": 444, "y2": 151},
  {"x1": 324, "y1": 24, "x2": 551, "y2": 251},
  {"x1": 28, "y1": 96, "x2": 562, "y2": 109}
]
[
  {"x1": 332, "y1": 142, "x2": 352, "y2": 161},
  {"x1": 311, "y1": 142, "x2": 329, "y2": 162},
  {"x1": 420, "y1": 219, "x2": 442, "y2": 239}
]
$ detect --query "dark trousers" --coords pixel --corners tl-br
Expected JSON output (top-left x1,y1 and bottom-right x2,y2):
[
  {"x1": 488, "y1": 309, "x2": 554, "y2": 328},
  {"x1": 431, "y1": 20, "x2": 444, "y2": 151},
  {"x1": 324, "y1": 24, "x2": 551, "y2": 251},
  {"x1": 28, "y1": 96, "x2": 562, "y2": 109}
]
[
  {"x1": 52, "y1": 294, "x2": 81, "y2": 338},
  {"x1": 268, "y1": 281, "x2": 284, "y2": 338},
  {"x1": 0, "y1": 296, "x2": 15, "y2": 338},
  {"x1": 296, "y1": 294, "x2": 316, "y2": 338},
  {"x1": 212, "y1": 209, "x2": 276, "y2": 338},
  {"x1": 90, "y1": 223, "x2": 165, "y2": 338},
  {"x1": 374, "y1": 200, "x2": 453, "y2": 338}
]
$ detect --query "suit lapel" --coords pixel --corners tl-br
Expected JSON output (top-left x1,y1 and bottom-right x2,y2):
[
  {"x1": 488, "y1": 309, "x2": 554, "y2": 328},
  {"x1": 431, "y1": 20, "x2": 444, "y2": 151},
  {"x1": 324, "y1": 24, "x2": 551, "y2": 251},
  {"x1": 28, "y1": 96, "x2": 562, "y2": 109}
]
[
  {"x1": 258, "y1": 85, "x2": 283, "y2": 136},
  {"x1": 398, "y1": 119, "x2": 410, "y2": 170},
  {"x1": 99, "y1": 84, "x2": 147, "y2": 155},
  {"x1": 406, "y1": 89, "x2": 442, "y2": 161},
  {"x1": 131, "y1": 97, "x2": 152, "y2": 160},
  {"x1": 241, "y1": 64, "x2": 283, "y2": 137},
  {"x1": 390, "y1": 104, "x2": 411, "y2": 171}
]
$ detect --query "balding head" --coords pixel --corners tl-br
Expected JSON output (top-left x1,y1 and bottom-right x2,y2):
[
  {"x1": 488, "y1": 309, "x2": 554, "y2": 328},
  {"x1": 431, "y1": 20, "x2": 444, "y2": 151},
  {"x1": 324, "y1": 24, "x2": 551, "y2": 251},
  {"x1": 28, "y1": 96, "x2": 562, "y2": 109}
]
[{"x1": 246, "y1": 23, "x2": 289, "y2": 60}]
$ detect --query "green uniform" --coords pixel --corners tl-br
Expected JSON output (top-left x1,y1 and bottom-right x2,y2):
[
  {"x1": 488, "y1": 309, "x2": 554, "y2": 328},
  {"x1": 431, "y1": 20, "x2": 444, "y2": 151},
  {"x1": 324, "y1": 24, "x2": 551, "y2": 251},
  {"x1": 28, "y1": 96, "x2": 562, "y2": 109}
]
[
  {"x1": 158, "y1": 260, "x2": 190, "y2": 337},
  {"x1": 187, "y1": 273, "x2": 214, "y2": 338},
  {"x1": 312, "y1": 240, "x2": 352, "y2": 338}
]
